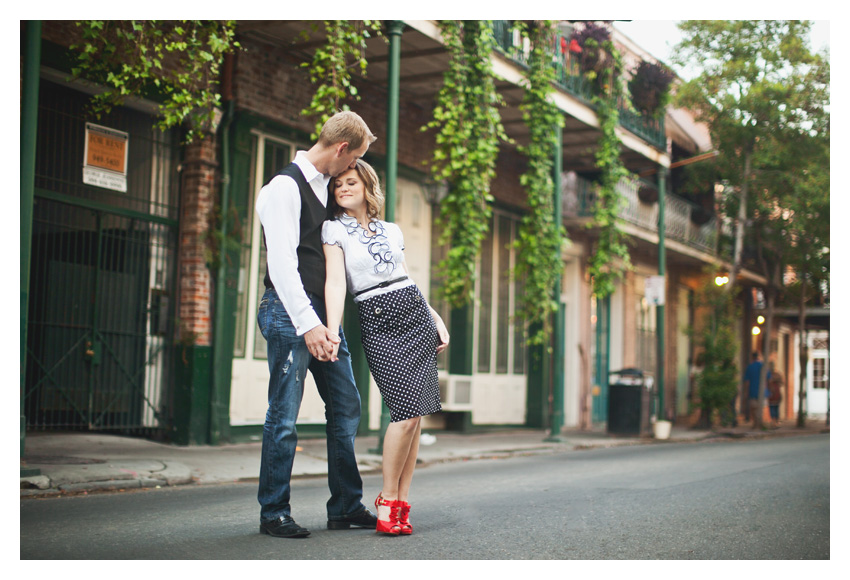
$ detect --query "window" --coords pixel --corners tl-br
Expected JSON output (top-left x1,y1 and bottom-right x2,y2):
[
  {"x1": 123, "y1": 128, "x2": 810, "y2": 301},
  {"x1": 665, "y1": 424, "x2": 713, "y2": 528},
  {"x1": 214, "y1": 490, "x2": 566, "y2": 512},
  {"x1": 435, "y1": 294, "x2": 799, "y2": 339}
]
[
  {"x1": 233, "y1": 134, "x2": 294, "y2": 360},
  {"x1": 477, "y1": 213, "x2": 524, "y2": 375},
  {"x1": 636, "y1": 293, "x2": 657, "y2": 374},
  {"x1": 812, "y1": 358, "x2": 828, "y2": 389}
]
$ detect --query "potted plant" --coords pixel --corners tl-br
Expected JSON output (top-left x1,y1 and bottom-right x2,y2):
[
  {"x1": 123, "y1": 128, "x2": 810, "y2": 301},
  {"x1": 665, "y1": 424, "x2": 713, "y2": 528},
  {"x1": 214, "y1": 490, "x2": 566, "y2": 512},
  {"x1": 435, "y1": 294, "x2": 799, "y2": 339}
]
[
  {"x1": 691, "y1": 205, "x2": 713, "y2": 225},
  {"x1": 628, "y1": 61, "x2": 675, "y2": 118},
  {"x1": 571, "y1": 21, "x2": 614, "y2": 78},
  {"x1": 638, "y1": 182, "x2": 658, "y2": 204}
]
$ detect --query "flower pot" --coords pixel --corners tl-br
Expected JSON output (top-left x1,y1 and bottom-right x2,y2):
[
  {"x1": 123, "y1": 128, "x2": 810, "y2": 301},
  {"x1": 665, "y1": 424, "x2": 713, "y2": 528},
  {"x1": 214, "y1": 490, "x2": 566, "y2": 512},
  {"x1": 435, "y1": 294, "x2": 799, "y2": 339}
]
[
  {"x1": 638, "y1": 184, "x2": 658, "y2": 204},
  {"x1": 691, "y1": 207, "x2": 712, "y2": 225}
]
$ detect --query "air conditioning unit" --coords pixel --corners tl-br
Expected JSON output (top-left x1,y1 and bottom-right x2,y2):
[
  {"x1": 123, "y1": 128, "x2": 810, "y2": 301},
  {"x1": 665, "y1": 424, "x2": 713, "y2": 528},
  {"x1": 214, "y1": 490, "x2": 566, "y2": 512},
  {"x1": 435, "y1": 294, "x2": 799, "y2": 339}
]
[{"x1": 439, "y1": 375, "x2": 473, "y2": 411}]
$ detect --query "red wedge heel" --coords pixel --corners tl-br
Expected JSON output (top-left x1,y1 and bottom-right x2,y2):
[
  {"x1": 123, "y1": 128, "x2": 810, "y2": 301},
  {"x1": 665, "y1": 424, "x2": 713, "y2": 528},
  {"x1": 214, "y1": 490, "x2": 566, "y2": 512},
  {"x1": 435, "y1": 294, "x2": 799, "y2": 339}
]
[
  {"x1": 398, "y1": 501, "x2": 412, "y2": 535},
  {"x1": 375, "y1": 494, "x2": 402, "y2": 535}
]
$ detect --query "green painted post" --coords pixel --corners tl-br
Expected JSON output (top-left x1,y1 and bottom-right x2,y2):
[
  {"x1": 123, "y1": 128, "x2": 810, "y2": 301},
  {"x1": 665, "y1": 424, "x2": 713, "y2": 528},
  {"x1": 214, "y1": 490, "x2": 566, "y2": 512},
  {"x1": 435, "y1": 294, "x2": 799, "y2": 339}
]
[
  {"x1": 371, "y1": 20, "x2": 404, "y2": 454},
  {"x1": 546, "y1": 124, "x2": 565, "y2": 441},
  {"x1": 21, "y1": 20, "x2": 41, "y2": 458},
  {"x1": 656, "y1": 170, "x2": 667, "y2": 420},
  {"x1": 210, "y1": 98, "x2": 234, "y2": 445}
]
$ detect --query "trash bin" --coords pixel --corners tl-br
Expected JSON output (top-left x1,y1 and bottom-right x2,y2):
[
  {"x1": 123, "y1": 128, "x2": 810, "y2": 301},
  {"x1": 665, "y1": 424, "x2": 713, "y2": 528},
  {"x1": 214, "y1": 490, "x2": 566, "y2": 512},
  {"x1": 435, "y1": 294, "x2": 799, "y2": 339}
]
[{"x1": 607, "y1": 368, "x2": 654, "y2": 435}]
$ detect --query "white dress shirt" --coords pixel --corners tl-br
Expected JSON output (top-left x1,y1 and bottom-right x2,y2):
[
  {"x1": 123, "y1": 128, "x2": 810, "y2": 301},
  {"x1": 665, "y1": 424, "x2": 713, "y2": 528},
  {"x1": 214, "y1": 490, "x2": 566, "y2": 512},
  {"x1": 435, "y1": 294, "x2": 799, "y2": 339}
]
[{"x1": 255, "y1": 151, "x2": 330, "y2": 336}]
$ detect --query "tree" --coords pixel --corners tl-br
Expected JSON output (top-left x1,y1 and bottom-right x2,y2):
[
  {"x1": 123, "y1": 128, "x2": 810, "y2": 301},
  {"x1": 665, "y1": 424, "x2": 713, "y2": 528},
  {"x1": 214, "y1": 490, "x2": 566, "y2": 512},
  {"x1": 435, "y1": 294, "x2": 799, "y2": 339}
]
[
  {"x1": 672, "y1": 20, "x2": 829, "y2": 428},
  {"x1": 70, "y1": 20, "x2": 240, "y2": 142},
  {"x1": 693, "y1": 272, "x2": 741, "y2": 427},
  {"x1": 754, "y1": 128, "x2": 829, "y2": 427}
]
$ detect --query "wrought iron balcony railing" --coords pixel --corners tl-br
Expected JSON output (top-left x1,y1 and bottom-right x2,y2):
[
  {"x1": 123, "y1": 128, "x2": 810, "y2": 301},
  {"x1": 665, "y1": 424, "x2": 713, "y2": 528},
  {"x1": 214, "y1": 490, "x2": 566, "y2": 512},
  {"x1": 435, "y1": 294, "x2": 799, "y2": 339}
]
[
  {"x1": 491, "y1": 20, "x2": 666, "y2": 150},
  {"x1": 562, "y1": 173, "x2": 718, "y2": 256}
]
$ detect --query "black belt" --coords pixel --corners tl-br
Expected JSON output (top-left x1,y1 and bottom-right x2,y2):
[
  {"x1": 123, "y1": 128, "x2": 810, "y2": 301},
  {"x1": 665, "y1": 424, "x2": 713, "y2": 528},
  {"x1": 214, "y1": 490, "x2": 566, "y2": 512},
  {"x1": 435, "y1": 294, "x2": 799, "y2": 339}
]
[{"x1": 353, "y1": 276, "x2": 409, "y2": 297}]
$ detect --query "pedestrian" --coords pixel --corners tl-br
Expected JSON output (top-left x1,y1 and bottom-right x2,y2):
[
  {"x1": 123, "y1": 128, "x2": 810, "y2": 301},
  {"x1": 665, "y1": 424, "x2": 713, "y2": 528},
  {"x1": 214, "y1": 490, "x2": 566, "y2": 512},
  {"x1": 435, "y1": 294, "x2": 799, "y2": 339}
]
[
  {"x1": 768, "y1": 366, "x2": 784, "y2": 428},
  {"x1": 322, "y1": 159, "x2": 449, "y2": 535},
  {"x1": 255, "y1": 111, "x2": 378, "y2": 538},
  {"x1": 743, "y1": 351, "x2": 770, "y2": 428}
]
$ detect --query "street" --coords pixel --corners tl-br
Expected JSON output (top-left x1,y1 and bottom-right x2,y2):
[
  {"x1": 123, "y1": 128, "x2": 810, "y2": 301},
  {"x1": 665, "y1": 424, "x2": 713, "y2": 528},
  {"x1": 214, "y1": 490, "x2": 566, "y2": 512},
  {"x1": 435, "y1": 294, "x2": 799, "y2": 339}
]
[{"x1": 20, "y1": 434, "x2": 829, "y2": 560}]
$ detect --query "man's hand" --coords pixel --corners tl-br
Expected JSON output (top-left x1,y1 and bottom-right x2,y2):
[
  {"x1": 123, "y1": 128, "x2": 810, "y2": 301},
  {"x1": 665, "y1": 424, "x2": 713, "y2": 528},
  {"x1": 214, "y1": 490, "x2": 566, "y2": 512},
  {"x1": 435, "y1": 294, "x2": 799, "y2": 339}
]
[{"x1": 304, "y1": 325, "x2": 341, "y2": 362}]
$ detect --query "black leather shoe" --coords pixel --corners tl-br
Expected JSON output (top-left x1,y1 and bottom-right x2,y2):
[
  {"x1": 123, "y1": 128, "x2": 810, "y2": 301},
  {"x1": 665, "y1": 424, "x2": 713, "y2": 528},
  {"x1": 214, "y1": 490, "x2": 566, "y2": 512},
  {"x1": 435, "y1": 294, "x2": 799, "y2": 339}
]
[
  {"x1": 327, "y1": 507, "x2": 378, "y2": 530},
  {"x1": 260, "y1": 516, "x2": 311, "y2": 538}
]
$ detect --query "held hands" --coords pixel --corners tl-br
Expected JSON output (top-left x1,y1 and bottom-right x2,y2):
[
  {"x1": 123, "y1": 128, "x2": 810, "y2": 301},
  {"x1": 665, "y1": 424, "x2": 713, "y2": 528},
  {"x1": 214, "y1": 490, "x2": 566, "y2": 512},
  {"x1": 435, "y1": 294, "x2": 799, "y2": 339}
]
[{"x1": 304, "y1": 325, "x2": 342, "y2": 362}]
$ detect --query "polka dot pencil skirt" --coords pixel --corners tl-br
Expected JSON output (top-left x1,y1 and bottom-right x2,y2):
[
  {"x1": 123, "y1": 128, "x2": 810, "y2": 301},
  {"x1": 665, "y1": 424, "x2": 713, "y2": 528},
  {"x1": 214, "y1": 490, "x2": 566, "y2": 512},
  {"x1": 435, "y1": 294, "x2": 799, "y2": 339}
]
[{"x1": 357, "y1": 285, "x2": 442, "y2": 422}]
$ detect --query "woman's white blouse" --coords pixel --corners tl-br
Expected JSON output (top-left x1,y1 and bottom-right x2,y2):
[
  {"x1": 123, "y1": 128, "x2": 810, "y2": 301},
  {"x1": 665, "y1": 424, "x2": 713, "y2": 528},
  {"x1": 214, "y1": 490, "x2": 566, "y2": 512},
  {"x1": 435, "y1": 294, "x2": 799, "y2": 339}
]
[{"x1": 321, "y1": 214, "x2": 415, "y2": 302}]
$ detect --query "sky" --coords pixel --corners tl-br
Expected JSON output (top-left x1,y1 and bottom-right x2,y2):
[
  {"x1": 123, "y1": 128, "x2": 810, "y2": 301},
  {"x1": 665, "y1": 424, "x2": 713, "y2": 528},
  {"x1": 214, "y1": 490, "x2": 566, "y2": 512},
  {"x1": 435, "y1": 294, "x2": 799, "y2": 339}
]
[{"x1": 615, "y1": 20, "x2": 831, "y2": 74}]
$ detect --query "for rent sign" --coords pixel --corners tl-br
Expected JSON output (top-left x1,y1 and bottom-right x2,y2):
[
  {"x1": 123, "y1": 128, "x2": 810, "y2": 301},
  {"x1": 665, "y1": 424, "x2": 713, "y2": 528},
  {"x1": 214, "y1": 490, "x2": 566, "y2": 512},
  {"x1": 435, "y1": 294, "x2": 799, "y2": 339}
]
[{"x1": 83, "y1": 123, "x2": 129, "y2": 192}]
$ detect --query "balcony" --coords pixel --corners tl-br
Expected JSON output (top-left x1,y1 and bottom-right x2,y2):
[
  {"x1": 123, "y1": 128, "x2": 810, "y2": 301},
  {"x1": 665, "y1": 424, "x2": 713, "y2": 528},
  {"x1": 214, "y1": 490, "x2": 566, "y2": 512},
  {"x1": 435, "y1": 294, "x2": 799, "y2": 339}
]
[
  {"x1": 562, "y1": 173, "x2": 718, "y2": 256},
  {"x1": 491, "y1": 20, "x2": 666, "y2": 150}
]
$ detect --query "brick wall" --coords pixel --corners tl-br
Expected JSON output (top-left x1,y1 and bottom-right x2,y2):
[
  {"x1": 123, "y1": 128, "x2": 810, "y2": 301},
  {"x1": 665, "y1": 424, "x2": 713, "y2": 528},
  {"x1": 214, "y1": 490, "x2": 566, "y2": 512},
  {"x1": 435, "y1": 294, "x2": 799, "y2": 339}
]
[
  {"x1": 178, "y1": 135, "x2": 218, "y2": 346},
  {"x1": 234, "y1": 37, "x2": 461, "y2": 190}
]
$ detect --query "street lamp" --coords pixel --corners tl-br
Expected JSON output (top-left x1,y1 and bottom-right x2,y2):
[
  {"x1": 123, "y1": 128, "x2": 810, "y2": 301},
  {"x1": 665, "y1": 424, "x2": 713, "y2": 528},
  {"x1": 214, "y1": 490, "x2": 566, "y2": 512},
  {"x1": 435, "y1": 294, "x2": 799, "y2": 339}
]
[
  {"x1": 421, "y1": 179, "x2": 449, "y2": 206},
  {"x1": 715, "y1": 275, "x2": 729, "y2": 286}
]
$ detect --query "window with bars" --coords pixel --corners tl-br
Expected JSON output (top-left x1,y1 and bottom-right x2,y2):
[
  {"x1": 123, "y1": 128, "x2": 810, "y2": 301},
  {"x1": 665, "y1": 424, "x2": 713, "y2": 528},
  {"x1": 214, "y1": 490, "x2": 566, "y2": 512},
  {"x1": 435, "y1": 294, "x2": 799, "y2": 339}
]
[{"x1": 812, "y1": 358, "x2": 828, "y2": 389}]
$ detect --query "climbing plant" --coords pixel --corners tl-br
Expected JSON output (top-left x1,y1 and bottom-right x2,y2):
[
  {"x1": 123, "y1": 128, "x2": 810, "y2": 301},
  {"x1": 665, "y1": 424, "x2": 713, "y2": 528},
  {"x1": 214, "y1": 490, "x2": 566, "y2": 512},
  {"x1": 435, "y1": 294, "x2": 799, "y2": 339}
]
[
  {"x1": 513, "y1": 20, "x2": 567, "y2": 345},
  {"x1": 573, "y1": 22, "x2": 631, "y2": 297},
  {"x1": 692, "y1": 270, "x2": 741, "y2": 427},
  {"x1": 70, "y1": 20, "x2": 240, "y2": 142},
  {"x1": 424, "y1": 20, "x2": 509, "y2": 308},
  {"x1": 300, "y1": 20, "x2": 384, "y2": 140}
]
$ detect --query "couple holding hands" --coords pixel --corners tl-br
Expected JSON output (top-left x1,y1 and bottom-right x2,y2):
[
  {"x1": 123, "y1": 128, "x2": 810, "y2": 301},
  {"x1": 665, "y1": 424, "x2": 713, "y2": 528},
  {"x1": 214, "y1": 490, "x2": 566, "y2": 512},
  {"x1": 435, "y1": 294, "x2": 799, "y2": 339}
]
[{"x1": 255, "y1": 111, "x2": 449, "y2": 538}]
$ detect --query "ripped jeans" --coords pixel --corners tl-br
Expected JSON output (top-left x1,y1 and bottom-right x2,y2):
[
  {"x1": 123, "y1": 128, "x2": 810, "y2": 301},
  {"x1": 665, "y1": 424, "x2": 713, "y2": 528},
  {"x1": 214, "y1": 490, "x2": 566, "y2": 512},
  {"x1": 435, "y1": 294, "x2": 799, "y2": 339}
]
[{"x1": 256, "y1": 288, "x2": 364, "y2": 523}]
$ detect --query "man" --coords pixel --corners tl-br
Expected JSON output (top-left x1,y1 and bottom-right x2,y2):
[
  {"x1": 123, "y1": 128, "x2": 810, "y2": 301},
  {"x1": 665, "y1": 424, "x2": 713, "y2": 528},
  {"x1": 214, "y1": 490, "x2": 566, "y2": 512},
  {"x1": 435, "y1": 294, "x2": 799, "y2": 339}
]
[
  {"x1": 255, "y1": 111, "x2": 378, "y2": 538},
  {"x1": 743, "y1": 350, "x2": 770, "y2": 428}
]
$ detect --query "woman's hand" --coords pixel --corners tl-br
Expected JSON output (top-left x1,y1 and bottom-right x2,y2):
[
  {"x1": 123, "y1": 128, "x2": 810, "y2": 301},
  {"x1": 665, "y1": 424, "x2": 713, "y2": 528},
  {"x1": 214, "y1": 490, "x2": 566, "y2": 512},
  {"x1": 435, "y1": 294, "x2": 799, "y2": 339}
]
[{"x1": 430, "y1": 307, "x2": 450, "y2": 354}]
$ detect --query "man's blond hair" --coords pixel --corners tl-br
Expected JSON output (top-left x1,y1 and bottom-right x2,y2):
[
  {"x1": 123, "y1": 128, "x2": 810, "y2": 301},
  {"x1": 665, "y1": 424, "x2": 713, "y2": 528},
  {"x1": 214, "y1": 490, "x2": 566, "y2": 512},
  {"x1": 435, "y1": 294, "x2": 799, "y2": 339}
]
[{"x1": 318, "y1": 111, "x2": 377, "y2": 151}]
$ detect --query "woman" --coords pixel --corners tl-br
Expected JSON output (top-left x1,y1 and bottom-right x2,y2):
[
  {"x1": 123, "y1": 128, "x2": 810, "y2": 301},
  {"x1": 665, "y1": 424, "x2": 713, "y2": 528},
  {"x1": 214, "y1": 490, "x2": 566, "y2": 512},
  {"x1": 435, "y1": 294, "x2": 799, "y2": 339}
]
[{"x1": 322, "y1": 159, "x2": 449, "y2": 536}]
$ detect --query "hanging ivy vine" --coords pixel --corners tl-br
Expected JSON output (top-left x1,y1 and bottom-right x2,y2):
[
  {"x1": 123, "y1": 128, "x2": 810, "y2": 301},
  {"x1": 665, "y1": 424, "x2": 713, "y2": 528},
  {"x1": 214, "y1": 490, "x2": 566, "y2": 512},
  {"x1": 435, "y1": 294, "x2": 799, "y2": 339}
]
[
  {"x1": 300, "y1": 20, "x2": 384, "y2": 140},
  {"x1": 70, "y1": 20, "x2": 240, "y2": 143},
  {"x1": 513, "y1": 20, "x2": 568, "y2": 345},
  {"x1": 573, "y1": 22, "x2": 631, "y2": 298},
  {"x1": 424, "y1": 20, "x2": 509, "y2": 308}
]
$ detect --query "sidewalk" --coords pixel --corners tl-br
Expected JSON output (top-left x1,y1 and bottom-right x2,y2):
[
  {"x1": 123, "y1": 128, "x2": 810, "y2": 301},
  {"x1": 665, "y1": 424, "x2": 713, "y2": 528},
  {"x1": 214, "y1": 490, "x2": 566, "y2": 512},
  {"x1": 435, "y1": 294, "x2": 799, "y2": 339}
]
[{"x1": 20, "y1": 420, "x2": 828, "y2": 498}]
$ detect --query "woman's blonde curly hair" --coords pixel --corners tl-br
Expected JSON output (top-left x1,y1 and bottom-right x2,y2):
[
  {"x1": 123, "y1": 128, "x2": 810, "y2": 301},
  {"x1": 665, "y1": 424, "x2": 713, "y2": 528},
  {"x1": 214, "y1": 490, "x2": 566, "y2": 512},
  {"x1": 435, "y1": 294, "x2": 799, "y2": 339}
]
[{"x1": 330, "y1": 159, "x2": 384, "y2": 219}]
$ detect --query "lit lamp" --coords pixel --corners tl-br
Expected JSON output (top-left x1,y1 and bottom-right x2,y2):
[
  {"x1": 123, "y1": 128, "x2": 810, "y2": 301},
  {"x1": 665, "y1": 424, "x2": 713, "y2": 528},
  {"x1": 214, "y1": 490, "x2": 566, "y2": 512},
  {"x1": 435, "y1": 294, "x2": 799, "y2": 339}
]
[
  {"x1": 715, "y1": 275, "x2": 729, "y2": 286},
  {"x1": 421, "y1": 179, "x2": 449, "y2": 206}
]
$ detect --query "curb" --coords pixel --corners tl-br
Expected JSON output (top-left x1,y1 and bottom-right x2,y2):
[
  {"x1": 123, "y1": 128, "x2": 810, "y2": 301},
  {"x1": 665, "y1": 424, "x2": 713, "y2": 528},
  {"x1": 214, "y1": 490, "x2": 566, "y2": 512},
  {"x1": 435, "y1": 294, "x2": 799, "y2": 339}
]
[{"x1": 21, "y1": 461, "x2": 195, "y2": 497}]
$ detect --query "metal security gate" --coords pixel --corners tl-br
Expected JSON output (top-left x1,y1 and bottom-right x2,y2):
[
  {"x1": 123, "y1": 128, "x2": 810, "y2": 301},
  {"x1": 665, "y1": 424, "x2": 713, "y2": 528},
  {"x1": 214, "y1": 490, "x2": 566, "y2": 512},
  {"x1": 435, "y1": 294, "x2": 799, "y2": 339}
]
[{"x1": 24, "y1": 80, "x2": 180, "y2": 434}]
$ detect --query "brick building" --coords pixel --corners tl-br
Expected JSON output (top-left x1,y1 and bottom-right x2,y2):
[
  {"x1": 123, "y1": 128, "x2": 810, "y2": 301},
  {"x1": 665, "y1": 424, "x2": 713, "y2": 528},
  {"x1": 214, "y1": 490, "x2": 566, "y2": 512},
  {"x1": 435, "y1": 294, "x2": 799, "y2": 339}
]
[{"x1": 22, "y1": 20, "x2": 788, "y2": 449}]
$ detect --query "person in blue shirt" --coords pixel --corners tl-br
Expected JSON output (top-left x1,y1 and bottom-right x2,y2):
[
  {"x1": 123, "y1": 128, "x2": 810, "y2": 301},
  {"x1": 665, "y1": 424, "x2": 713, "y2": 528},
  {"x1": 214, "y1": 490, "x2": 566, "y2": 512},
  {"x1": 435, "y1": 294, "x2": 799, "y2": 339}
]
[{"x1": 743, "y1": 351, "x2": 770, "y2": 427}]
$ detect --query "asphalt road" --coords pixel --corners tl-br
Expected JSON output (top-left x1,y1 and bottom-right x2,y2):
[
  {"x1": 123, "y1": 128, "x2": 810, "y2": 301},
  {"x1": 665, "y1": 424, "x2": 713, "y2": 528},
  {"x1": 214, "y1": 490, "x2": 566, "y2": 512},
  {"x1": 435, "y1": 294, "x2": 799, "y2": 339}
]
[{"x1": 20, "y1": 434, "x2": 829, "y2": 560}]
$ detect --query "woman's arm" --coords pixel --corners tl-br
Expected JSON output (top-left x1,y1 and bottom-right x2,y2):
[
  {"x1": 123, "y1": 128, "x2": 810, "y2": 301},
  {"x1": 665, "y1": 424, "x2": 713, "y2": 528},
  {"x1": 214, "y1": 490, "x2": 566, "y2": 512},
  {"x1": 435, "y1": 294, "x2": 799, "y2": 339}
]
[
  {"x1": 429, "y1": 305, "x2": 450, "y2": 354},
  {"x1": 399, "y1": 262, "x2": 450, "y2": 353},
  {"x1": 323, "y1": 243, "x2": 347, "y2": 362}
]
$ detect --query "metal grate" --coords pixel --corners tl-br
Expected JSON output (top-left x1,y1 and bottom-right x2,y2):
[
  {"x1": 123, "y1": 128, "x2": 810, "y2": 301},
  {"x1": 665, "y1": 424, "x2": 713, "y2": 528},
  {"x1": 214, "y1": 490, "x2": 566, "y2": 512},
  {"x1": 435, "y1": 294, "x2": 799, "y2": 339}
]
[{"x1": 25, "y1": 80, "x2": 179, "y2": 433}]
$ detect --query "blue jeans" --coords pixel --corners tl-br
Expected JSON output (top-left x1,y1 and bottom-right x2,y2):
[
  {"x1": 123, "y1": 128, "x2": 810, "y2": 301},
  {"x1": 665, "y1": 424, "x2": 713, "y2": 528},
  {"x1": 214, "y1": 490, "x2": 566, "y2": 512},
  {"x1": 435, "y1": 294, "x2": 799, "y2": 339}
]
[{"x1": 256, "y1": 288, "x2": 365, "y2": 523}]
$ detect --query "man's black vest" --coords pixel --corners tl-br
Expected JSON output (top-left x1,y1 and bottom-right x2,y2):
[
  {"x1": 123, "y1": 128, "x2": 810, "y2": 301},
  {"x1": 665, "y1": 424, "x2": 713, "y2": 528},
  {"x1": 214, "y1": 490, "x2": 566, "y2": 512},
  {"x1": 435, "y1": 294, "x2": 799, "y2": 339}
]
[{"x1": 263, "y1": 163, "x2": 330, "y2": 297}]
